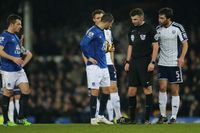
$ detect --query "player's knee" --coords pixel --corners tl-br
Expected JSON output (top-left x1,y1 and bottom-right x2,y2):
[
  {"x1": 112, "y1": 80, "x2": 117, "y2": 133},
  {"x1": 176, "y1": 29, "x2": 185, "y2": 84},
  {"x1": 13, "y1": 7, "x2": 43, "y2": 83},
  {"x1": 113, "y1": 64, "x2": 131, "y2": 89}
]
[
  {"x1": 171, "y1": 84, "x2": 179, "y2": 96},
  {"x1": 91, "y1": 89, "x2": 99, "y2": 96},
  {"x1": 14, "y1": 94, "x2": 21, "y2": 100},
  {"x1": 109, "y1": 83, "x2": 118, "y2": 93},
  {"x1": 143, "y1": 86, "x2": 152, "y2": 95},
  {"x1": 20, "y1": 88, "x2": 31, "y2": 95},
  {"x1": 128, "y1": 87, "x2": 137, "y2": 96},
  {"x1": 159, "y1": 84, "x2": 167, "y2": 92},
  {"x1": 3, "y1": 89, "x2": 12, "y2": 97},
  {"x1": 102, "y1": 87, "x2": 110, "y2": 94}
]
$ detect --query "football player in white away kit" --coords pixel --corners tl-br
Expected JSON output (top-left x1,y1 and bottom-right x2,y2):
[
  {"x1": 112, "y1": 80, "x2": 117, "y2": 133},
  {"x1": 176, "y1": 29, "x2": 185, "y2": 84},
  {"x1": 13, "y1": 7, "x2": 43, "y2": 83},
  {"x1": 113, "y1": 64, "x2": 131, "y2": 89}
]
[{"x1": 156, "y1": 7, "x2": 188, "y2": 124}]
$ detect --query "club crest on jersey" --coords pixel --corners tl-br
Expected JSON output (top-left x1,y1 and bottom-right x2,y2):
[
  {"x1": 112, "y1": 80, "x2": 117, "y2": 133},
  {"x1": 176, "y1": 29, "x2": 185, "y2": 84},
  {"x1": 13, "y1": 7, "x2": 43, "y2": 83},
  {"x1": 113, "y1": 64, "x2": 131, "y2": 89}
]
[
  {"x1": 172, "y1": 30, "x2": 176, "y2": 34},
  {"x1": 131, "y1": 35, "x2": 135, "y2": 42},
  {"x1": 87, "y1": 31, "x2": 94, "y2": 38},
  {"x1": 0, "y1": 36, "x2": 4, "y2": 43},
  {"x1": 140, "y1": 34, "x2": 146, "y2": 40}
]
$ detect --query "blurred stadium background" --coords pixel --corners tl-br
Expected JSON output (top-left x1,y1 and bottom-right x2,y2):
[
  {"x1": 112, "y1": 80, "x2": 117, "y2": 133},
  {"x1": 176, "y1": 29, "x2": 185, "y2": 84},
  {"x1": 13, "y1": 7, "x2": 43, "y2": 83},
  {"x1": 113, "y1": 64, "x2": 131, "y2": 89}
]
[{"x1": 0, "y1": 0, "x2": 200, "y2": 124}]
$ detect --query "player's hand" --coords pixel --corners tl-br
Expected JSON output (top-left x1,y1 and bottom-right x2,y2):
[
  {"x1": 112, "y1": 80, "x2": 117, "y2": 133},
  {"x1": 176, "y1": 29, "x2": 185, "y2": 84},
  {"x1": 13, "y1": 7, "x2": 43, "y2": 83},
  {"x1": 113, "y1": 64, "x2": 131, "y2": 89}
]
[
  {"x1": 178, "y1": 58, "x2": 184, "y2": 67},
  {"x1": 109, "y1": 46, "x2": 115, "y2": 52},
  {"x1": 88, "y1": 57, "x2": 97, "y2": 64},
  {"x1": 147, "y1": 63, "x2": 155, "y2": 72},
  {"x1": 12, "y1": 57, "x2": 23, "y2": 65},
  {"x1": 124, "y1": 63, "x2": 129, "y2": 72}
]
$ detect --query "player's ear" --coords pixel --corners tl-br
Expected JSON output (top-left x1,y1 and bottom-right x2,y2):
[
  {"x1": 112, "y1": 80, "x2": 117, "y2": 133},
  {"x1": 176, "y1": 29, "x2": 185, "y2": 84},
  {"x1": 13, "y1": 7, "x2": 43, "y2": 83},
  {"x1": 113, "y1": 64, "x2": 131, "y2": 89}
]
[{"x1": 141, "y1": 15, "x2": 144, "y2": 20}]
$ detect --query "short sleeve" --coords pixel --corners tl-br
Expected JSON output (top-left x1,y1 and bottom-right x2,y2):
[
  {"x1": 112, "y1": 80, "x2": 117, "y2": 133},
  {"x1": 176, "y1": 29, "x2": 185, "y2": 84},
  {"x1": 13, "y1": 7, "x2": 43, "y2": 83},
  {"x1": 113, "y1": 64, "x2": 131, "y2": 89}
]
[
  {"x1": 0, "y1": 34, "x2": 8, "y2": 47},
  {"x1": 149, "y1": 26, "x2": 158, "y2": 43},
  {"x1": 128, "y1": 29, "x2": 133, "y2": 45},
  {"x1": 177, "y1": 24, "x2": 188, "y2": 42}
]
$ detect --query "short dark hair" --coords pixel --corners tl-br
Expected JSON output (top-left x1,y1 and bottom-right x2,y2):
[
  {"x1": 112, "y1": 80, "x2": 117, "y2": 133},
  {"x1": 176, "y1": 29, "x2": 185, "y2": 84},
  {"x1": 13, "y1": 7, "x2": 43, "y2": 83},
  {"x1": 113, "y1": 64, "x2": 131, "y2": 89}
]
[
  {"x1": 159, "y1": 7, "x2": 173, "y2": 19},
  {"x1": 7, "y1": 14, "x2": 22, "y2": 25},
  {"x1": 92, "y1": 9, "x2": 105, "y2": 19},
  {"x1": 129, "y1": 8, "x2": 144, "y2": 17},
  {"x1": 101, "y1": 13, "x2": 114, "y2": 23}
]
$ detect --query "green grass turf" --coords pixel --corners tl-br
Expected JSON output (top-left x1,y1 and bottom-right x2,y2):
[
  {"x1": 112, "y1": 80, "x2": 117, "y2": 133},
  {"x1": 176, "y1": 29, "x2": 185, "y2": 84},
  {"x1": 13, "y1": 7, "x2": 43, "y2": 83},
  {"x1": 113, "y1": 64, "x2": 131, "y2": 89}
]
[{"x1": 0, "y1": 124, "x2": 200, "y2": 133}]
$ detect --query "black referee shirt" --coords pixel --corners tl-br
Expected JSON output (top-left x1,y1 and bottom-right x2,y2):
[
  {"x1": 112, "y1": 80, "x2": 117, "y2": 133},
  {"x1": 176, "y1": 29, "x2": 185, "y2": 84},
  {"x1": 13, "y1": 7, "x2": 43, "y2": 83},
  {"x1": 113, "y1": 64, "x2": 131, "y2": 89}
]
[{"x1": 128, "y1": 22, "x2": 158, "y2": 59}]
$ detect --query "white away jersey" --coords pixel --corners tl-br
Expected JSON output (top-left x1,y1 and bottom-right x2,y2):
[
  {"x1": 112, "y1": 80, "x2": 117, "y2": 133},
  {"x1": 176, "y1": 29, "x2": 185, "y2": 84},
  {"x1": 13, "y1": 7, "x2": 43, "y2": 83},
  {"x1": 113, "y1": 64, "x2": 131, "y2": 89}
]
[
  {"x1": 104, "y1": 29, "x2": 113, "y2": 65},
  {"x1": 157, "y1": 22, "x2": 188, "y2": 66}
]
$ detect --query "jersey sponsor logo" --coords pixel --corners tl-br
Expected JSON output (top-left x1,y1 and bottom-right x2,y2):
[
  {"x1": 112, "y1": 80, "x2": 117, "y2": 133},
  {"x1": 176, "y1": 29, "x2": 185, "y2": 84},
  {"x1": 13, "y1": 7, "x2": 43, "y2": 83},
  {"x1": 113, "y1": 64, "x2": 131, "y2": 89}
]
[
  {"x1": 140, "y1": 34, "x2": 146, "y2": 40},
  {"x1": 0, "y1": 36, "x2": 5, "y2": 43},
  {"x1": 86, "y1": 31, "x2": 94, "y2": 38},
  {"x1": 131, "y1": 35, "x2": 135, "y2": 42}
]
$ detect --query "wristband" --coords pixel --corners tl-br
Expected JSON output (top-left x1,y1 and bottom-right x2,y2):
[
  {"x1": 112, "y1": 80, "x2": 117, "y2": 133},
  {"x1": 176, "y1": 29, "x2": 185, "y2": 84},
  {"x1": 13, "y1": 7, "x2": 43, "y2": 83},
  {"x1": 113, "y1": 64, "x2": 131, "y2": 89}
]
[{"x1": 151, "y1": 60, "x2": 156, "y2": 65}]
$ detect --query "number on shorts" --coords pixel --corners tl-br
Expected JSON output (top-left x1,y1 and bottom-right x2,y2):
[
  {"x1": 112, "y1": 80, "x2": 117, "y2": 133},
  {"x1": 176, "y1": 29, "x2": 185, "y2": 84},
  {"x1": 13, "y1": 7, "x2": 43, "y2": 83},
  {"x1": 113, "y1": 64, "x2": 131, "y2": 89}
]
[{"x1": 176, "y1": 71, "x2": 180, "y2": 81}]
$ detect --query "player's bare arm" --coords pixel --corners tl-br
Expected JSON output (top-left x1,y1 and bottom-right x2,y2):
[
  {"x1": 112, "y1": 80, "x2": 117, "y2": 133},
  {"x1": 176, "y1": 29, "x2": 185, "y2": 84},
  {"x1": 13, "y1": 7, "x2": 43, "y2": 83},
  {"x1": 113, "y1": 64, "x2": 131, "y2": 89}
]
[
  {"x1": 110, "y1": 50, "x2": 114, "y2": 64},
  {"x1": 178, "y1": 40, "x2": 188, "y2": 67},
  {"x1": 148, "y1": 42, "x2": 159, "y2": 72},
  {"x1": 0, "y1": 45, "x2": 23, "y2": 65},
  {"x1": 124, "y1": 45, "x2": 132, "y2": 72},
  {"x1": 88, "y1": 57, "x2": 97, "y2": 64},
  {"x1": 82, "y1": 53, "x2": 88, "y2": 64},
  {"x1": 21, "y1": 51, "x2": 32, "y2": 67}
]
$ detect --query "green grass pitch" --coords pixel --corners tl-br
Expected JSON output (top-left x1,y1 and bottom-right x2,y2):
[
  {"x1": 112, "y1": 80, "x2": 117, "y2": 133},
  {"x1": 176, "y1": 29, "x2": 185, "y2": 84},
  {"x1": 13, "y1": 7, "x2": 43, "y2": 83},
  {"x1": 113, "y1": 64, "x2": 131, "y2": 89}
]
[{"x1": 0, "y1": 124, "x2": 200, "y2": 133}]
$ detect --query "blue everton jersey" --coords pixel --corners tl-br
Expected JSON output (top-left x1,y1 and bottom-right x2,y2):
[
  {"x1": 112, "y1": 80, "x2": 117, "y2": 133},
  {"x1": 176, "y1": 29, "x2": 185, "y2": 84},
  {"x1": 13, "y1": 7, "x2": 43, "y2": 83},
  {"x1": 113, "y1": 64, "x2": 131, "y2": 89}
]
[
  {"x1": 0, "y1": 31, "x2": 22, "y2": 72},
  {"x1": 80, "y1": 25, "x2": 107, "y2": 68}
]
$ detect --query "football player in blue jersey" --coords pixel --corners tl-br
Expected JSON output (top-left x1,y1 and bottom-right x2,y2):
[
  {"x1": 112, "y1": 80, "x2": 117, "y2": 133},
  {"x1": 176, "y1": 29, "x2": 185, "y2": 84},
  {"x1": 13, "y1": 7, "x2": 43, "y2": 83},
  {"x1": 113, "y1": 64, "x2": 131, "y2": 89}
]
[
  {"x1": 0, "y1": 14, "x2": 32, "y2": 126},
  {"x1": 7, "y1": 34, "x2": 32, "y2": 124},
  {"x1": 80, "y1": 13, "x2": 114, "y2": 125}
]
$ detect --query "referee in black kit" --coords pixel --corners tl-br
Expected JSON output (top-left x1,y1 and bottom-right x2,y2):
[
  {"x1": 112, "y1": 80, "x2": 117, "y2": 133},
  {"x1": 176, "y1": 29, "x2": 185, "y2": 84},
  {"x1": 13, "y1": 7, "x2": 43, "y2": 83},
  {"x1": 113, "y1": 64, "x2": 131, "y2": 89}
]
[{"x1": 124, "y1": 8, "x2": 159, "y2": 124}]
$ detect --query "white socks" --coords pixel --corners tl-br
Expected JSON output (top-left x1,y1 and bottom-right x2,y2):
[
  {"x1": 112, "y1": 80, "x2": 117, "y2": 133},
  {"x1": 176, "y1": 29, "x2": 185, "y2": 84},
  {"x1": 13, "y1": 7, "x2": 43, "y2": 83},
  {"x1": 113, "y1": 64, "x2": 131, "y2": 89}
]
[
  {"x1": 8, "y1": 100, "x2": 14, "y2": 122},
  {"x1": 159, "y1": 92, "x2": 167, "y2": 117},
  {"x1": 106, "y1": 100, "x2": 114, "y2": 121},
  {"x1": 15, "y1": 99, "x2": 20, "y2": 114},
  {"x1": 171, "y1": 96, "x2": 180, "y2": 119},
  {"x1": 159, "y1": 91, "x2": 180, "y2": 119},
  {"x1": 110, "y1": 92, "x2": 122, "y2": 119}
]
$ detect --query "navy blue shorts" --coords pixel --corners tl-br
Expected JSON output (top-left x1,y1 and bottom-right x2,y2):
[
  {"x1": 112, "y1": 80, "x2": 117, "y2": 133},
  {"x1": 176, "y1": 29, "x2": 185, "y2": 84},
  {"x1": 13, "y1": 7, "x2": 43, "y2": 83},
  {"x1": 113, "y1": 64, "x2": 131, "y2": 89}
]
[
  {"x1": 107, "y1": 65, "x2": 117, "y2": 81},
  {"x1": 157, "y1": 65, "x2": 183, "y2": 83}
]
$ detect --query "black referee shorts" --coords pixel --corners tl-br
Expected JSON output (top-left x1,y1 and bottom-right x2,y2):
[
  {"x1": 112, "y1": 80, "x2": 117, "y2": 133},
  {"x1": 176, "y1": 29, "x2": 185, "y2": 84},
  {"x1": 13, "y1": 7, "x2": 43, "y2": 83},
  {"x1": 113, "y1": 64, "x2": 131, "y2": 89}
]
[{"x1": 128, "y1": 57, "x2": 153, "y2": 88}]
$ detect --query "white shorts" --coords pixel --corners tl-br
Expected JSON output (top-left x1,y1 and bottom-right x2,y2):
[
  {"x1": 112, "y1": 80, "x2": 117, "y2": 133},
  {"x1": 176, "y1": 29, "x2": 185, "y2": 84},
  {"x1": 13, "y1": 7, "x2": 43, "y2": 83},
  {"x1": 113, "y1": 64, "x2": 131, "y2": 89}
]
[
  {"x1": 86, "y1": 65, "x2": 110, "y2": 89},
  {"x1": 1, "y1": 69, "x2": 29, "y2": 90}
]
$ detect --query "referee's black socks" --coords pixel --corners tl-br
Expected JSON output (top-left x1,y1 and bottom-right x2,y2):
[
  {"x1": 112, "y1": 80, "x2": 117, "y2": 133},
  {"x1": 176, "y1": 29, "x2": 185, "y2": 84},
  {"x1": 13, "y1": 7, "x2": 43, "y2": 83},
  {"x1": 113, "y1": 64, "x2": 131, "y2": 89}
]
[
  {"x1": 2, "y1": 95, "x2": 10, "y2": 123},
  {"x1": 99, "y1": 93, "x2": 109, "y2": 116},
  {"x1": 128, "y1": 96, "x2": 137, "y2": 122},
  {"x1": 145, "y1": 93, "x2": 153, "y2": 121}
]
